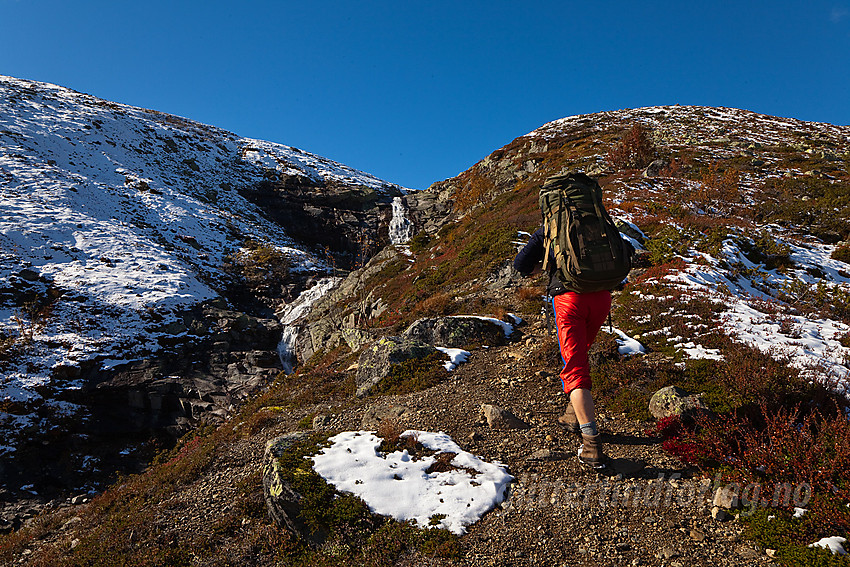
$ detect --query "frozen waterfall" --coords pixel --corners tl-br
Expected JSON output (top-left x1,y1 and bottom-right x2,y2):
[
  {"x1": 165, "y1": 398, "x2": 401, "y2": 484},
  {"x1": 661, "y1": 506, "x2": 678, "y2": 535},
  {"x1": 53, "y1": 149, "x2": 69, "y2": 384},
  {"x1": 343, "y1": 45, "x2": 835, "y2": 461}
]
[
  {"x1": 389, "y1": 196, "x2": 412, "y2": 245},
  {"x1": 276, "y1": 277, "x2": 340, "y2": 374}
]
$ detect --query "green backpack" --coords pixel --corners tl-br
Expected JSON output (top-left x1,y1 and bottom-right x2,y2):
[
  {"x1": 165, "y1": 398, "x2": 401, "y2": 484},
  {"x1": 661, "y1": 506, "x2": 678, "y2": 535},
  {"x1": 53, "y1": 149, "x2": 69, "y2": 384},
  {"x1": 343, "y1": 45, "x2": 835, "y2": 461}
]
[{"x1": 539, "y1": 172, "x2": 632, "y2": 293}]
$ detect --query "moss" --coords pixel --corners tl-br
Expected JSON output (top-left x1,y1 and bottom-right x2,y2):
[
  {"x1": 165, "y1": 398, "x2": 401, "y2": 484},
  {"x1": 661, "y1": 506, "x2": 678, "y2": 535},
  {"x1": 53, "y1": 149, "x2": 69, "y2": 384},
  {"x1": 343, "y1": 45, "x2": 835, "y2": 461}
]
[
  {"x1": 371, "y1": 351, "x2": 448, "y2": 396},
  {"x1": 743, "y1": 508, "x2": 850, "y2": 567},
  {"x1": 408, "y1": 231, "x2": 432, "y2": 254},
  {"x1": 297, "y1": 411, "x2": 318, "y2": 430}
]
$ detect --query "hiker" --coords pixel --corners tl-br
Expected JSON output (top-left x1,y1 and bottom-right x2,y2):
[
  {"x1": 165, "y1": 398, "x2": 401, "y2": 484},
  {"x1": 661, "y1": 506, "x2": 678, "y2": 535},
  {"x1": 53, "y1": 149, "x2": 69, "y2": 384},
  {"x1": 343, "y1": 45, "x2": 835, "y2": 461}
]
[{"x1": 513, "y1": 172, "x2": 632, "y2": 469}]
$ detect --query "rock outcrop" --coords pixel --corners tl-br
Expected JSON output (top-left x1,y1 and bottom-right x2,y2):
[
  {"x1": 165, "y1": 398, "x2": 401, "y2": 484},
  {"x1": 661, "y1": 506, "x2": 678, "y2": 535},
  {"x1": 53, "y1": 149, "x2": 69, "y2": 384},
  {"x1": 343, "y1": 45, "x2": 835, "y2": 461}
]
[
  {"x1": 263, "y1": 433, "x2": 325, "y2": 545},
  {"x1": 355, "y1": 337, "x2": 439, "y2": 397},
  {"x1": 402, "y1": 316, "x2": 509, "y2": 349},
  {"x1": 240, "y1": 177, "x2": 404, "y2": 271}
]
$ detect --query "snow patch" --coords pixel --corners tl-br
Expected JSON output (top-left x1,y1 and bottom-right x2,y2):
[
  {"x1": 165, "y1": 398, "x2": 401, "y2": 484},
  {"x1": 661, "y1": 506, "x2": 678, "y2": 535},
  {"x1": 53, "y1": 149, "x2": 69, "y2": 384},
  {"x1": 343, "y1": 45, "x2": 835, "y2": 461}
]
[
  {"x1": 310, "y1": 430, "x2": 513, "y2": 534},
  {"x1": 435, "y1": 347, "x2": 470, "y2": 371}
]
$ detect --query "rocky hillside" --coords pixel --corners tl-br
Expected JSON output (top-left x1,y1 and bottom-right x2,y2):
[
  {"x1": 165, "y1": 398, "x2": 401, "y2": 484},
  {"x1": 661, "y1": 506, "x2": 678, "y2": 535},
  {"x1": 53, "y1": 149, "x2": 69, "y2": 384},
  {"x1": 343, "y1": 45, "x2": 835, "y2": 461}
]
[
  {"x1": 3, "y1": 90, "x2": 850, "y2": 566},
  {"x1": 0, "y1": 75, "x2": 427, "y2": 505}
]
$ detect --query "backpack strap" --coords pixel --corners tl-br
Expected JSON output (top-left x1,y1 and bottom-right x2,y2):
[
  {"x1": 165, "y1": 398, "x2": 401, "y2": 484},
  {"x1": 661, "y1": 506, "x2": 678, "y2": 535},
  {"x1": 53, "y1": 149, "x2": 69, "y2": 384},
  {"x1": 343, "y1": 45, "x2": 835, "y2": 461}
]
[{"x1": 589, "y1": 183, "x2": 624, "y2": 262}]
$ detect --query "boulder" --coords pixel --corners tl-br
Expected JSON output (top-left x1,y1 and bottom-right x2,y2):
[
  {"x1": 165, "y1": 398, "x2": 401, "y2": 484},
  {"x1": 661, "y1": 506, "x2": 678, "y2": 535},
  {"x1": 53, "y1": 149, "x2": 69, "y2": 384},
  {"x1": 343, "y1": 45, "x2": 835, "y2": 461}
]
[
  {"x1": 642, "y1": 159, "x2": 669, "y2": 177},
  {"x1": 263, "y1": 432, "x2": 325, "y2": 544},
  {"x1": 649, "y1": 386, "x2": 707, "y2": 420},
  {"x1": 355, "y1": 337, "x2": 438, "y2": 397},
  {"x1": 402, "y1": 316, "x2": 509, "y2": 349},
  {"x1": 360, "y1": 405, "x2": 412, "y2": 430},
  {"x1": 481, "y1": 404, "x2": 530, "y2": 430}
]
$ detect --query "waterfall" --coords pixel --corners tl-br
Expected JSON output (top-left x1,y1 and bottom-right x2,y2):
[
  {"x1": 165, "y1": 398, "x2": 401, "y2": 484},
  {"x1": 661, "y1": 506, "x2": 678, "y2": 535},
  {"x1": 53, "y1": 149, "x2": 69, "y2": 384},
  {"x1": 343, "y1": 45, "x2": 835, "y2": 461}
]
[
  {"x1": 276, "y1": 277, "x2": 340, "y2": 374},
  {"x1": 389, "y1": 196, "x2": 412, "y2": 245}
]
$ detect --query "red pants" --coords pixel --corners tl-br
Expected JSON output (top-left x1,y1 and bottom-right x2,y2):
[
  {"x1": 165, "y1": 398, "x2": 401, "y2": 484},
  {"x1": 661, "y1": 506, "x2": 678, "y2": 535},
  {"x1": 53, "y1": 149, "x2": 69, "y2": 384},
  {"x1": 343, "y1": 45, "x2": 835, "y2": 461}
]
[{"x1": 553, "y1": 291, "x2": 612, "y2": 394}]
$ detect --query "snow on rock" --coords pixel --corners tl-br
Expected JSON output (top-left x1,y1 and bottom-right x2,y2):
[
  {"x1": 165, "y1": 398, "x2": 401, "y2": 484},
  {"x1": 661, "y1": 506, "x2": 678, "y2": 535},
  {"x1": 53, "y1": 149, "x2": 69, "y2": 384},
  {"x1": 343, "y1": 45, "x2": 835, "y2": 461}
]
[
  {"x1": 453, "y1": 315, "x2": 515, "y2": 338},
  {"x1": 435, "y1": 347, "x2": 470, "y2": 371},
  {"x1": 809, "y1": 536, "x2": 847, "y2": 555},
  {"x1": 606, "y1": 327, "x2": 646, "y2": 356},
  {"x1": 310, "y1": 430, "x2": 513, "y2": 534}
]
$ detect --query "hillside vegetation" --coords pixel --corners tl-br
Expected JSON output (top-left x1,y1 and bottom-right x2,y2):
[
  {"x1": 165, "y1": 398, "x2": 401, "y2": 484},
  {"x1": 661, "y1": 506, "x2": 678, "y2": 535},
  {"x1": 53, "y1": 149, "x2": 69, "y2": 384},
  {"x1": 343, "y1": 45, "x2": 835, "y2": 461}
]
[{"x1": 3, "y1": 104, "x2": 850, "y2": 566}]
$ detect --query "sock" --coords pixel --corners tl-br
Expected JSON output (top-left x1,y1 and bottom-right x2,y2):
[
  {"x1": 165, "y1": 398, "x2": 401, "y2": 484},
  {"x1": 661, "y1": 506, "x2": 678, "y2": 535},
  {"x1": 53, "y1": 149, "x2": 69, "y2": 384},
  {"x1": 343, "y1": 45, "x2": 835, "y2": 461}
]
[{"x1": 580, "y1": 421, "x2": 598, "y2": 437}]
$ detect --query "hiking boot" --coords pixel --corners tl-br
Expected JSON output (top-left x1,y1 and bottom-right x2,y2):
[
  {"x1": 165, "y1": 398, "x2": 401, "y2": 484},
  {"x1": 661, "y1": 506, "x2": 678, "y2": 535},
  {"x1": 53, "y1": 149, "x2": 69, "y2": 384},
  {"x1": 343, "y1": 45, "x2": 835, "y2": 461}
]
[
  {"x1": 556, "y1": 403, "x2": 581, "y2": 435},
  {"x1": 577, "y1": 433, "x2": 608, "y2": 469}
]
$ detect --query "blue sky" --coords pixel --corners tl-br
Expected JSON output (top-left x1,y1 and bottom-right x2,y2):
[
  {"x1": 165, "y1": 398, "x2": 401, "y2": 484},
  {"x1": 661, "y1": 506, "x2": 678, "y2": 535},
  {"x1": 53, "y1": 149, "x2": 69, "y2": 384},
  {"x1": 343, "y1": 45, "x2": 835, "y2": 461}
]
[{"x1": 2, "y1": 1, "x2": 849, "y2": 190}]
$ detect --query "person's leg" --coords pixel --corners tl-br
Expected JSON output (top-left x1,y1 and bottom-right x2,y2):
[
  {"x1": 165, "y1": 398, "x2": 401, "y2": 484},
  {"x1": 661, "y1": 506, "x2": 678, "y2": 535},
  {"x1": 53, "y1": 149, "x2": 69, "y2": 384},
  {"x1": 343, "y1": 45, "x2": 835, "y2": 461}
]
[
  {"x1": 572, "y1": 290, "x2": 612, "y2": 429},
  {"x1": 554, "y1": 293, "x2": 593, "y2": 435},
  {"x1": 552, "y1": 293, "x2": 593, "y2": 396},
  {"x1": 553, "y1": 291, "x2": 611, "y2": 467},
  {"x1": 570, "y1": 387, "x2": 596, "y2": 428}
]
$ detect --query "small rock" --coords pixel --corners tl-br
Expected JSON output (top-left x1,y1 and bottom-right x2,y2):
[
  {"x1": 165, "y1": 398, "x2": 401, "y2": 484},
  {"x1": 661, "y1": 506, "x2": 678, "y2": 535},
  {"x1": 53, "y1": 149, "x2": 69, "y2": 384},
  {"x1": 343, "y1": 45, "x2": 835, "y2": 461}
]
[
  {"x1": 712, "y1": 506, "x2": 733, "y2": 521},
  {"x1": 468, "y1": 431, "x2": 483, "y2": 442},
  {"x1": 70, "y1": 495, "x2": 88, "y2": 505},
  {"x1": 738, "y1": 546, "x2": 760, "y2": 560},
  {"x1": 642, "y1": 159, "x2": 670, "y2": 177},
  {"x1": 713, "y1": 484, "x2": 741, "y2": 509},
  {"x1": 766, "y1": 548, "x2": 777, "y2": 557},
  {"x1": 656, "y1": 546, "x2": 679, "y2": 560},
  {"x1": 690, "y1": 528, "x2": 706, "y2": 542},
  {"x1": 18, "y1": 268, "x2": 39, "y2": 281},
  {"x1": 360, "y1": 405, "x2": 410, "y2": 429},
  {"x1": 61, "y1": 517, "x2": 82, "y2": 531},
  {"x1": 312, "y1": 414, "x2": 330, "y2": 428},
  {"x1": 480, "y1": 404, "x2": 530, "y2": 430}
]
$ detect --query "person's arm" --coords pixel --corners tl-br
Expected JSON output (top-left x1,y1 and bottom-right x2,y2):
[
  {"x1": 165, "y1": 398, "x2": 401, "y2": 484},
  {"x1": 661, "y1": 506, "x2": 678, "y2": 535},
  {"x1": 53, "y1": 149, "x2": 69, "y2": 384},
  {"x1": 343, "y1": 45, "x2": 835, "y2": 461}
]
[{"x1": 513, "y1": 228, "x2": 545, "y2": 276}]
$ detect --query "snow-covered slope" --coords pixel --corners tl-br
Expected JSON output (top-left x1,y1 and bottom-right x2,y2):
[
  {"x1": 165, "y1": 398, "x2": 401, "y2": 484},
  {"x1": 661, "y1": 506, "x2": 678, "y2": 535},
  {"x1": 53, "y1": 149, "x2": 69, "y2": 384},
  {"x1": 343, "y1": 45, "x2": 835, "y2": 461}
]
[{"x1": 0, "y1": 75, "x2": 403, "y2": 451}]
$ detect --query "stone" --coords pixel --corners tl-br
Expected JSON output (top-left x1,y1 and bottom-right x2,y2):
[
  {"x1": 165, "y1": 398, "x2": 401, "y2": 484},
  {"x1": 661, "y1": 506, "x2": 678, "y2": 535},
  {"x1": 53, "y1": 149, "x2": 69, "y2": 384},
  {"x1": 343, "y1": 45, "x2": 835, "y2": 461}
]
[
  {"x1": 263, "y1": 432, "x2": 325, "y2": 544},
  {"x1": 18, "y1": 268, "x2": 39, "y2": 281},
  {"x1": 402, "y1": 316, "x2": 509, "y2": 349},
  {"x1": 649, "y1": 386, "x2": 707, "y2": 420},
  {"x1": 713, "y1": 484, "x2": 741, "y2": 509},
  {"x1": 711, "y1": 506, "x2": 733, "y2": 521},
  {"x1": 690, "y1": 528, "x2": 707, "y2": 542},
  {"x1": 312, "y1": 414, "x2": 330, "y2": 428},
  {"x1": 355, "y1": 337, "x2": 439, "y2": 397},
  {"x1": 642, "y1": 159, "x2": 669, "y2": 178},
  {"x1": 528, "y1": 449, "x2": 553, "y2": 461},
  {"x1": 480, "y1": 404, "x2": 530, "y2": 430},
  {"x1": 360, "y1": 405, "x2": 411, "y2": 429}
]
